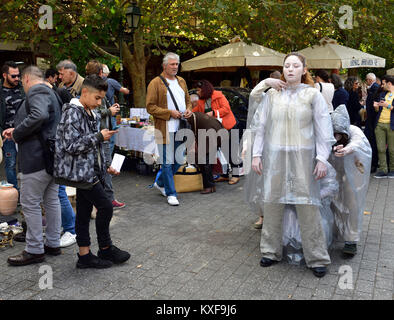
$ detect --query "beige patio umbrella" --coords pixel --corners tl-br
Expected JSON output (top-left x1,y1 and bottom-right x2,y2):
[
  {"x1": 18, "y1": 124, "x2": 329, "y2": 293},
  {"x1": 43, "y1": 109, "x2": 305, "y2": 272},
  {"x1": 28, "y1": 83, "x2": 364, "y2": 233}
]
[
  {"x1": 387, "y1": 68, "x2": 394, "y2": 75},
  {"x1": 298, "y1": 37, "x2": 386, "y2": 69},
  {"x1": 181, "y1": 38, "x2": 285, "y2": 72}
]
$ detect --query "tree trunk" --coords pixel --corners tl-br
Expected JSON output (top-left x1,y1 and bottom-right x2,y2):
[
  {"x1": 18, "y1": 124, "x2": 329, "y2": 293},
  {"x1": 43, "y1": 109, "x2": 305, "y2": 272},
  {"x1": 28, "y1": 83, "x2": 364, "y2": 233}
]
[{"x1": 123, "y1": 30, "x2": 148, "y2": 108}]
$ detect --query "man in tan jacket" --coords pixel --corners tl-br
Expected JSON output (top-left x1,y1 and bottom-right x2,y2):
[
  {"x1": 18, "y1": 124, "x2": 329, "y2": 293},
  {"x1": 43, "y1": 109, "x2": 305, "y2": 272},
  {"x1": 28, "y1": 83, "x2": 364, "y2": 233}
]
[
  {"x1": 146, "y1": 52, "x2": 192, "y2": 206},
  {"x1": 56, "y1": 60, "x2": 84, "y2": 98}
]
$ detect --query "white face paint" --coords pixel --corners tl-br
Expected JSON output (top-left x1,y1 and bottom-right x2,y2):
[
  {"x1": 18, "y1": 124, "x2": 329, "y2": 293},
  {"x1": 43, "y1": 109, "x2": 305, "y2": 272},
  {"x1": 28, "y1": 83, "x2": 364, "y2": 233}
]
[{"x1": 283, "y1": 55, "x2": 306, "y2": 85}]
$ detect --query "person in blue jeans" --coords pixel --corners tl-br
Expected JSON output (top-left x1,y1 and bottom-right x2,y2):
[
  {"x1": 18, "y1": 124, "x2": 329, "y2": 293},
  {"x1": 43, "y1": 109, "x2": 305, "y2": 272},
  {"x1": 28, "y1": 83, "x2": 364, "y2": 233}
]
[
  {"x1": 3, "y1": 139, "x2": 18, "y2": 189},
  {"x1": 1, "y1": 61, "x2": 25, "y2": 191},
  {"x1": 58, "y1": 185, "x2": 77, "y2": 247},
  {"x1": 154, "y1": 135, "x2": 184, "y2": 203},
  {"x1": 146, "y1": 52, "x2": 192, "y2": 206}
]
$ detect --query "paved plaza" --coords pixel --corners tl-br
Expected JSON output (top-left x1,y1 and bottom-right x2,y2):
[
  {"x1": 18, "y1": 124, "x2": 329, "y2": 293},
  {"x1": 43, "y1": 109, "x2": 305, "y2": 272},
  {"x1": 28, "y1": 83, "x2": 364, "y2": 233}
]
[{"x1": 0, "y1": 169, "x2": 393, "y2": 301}]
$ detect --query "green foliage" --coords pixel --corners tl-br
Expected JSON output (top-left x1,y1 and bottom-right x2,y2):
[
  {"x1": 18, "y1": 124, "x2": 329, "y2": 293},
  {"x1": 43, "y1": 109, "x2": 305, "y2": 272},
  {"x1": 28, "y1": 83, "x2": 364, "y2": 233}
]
[{"x1": 0, "y1": 0, "x2": 392, "y2": 75}]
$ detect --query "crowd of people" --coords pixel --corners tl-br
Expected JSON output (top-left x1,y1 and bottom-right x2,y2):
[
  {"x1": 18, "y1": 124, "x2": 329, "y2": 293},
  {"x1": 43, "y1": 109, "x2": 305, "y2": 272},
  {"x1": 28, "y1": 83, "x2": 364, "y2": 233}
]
[{"x1": 0, "y1": 52, "x2": 392, "y2": 276}]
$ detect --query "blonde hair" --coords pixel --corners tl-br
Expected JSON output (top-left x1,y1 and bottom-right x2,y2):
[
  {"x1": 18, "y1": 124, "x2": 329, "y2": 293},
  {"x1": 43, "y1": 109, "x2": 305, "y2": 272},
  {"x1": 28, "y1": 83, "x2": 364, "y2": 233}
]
[{"x1": 280, "y1": 52, "x2": 314, "y2": 87}]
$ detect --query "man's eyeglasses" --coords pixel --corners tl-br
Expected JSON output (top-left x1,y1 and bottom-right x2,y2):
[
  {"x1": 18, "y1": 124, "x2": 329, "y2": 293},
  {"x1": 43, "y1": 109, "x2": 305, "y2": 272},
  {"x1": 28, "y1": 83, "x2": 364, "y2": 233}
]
[{"x1": 9, "y1": 74, "x2": 20, "y2": 79}]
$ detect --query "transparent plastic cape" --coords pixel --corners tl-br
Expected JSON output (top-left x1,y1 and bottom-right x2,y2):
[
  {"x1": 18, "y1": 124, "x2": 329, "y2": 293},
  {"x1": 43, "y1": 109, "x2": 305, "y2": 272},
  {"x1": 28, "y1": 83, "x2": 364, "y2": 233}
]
[
  {"x1": 251, "y1": 82, "x2": 336, "y2": 206},
  {"x1": 329, "y1": 105, "x2": 372, "y2": 242},
  {"x1": 282, "y1": 162, "x2": 338, "y2": 265},
  {"x1": 241, "y1": 86, "x2": 268, "y2": 215}
]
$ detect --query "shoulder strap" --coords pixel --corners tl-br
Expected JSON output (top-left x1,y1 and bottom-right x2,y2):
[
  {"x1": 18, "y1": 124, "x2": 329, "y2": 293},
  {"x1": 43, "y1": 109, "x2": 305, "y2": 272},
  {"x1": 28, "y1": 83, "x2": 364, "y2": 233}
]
[
  {"x1": 319, "y1": 82, "x2": 323, "y2": 92},
  {"x1": 159, "y1": 75, "x2": 179, "y2": 111}
]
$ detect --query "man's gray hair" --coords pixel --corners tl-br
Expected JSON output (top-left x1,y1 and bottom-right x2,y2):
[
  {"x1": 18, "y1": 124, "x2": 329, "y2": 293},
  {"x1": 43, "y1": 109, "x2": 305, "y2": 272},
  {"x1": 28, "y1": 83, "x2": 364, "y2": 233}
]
[
  {"x1": 21, "y1": 66, "x2": 44, "y2": 80},
  {"x1": 56, "y1": 59, "x2": 77, "y2": 72},
  {"x1": 366, "y1": 73, "x2": 376, "y2": 81},
  {"x1": 163, "y1": 52, "x2": 180, "y2": 66}
]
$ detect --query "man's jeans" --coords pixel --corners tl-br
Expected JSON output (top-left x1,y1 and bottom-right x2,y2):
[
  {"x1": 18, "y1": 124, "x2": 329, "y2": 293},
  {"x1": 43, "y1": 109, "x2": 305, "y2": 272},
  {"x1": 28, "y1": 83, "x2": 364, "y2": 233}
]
[
  {"x1": 2, "y1": 139, "x2": 18, "y2": 190},
  {"x1": 156, "y1": 134, "x2": 185, "y2": 197},
  {"x1": 20, "y1": 169, "x2": 61, "y2": 254},
  {"x1": 58, "y1": 185, "x2": 76, "y2": 235},
  {"x1": 375, "y1": 122, "x2": 394, "y2": 173}
]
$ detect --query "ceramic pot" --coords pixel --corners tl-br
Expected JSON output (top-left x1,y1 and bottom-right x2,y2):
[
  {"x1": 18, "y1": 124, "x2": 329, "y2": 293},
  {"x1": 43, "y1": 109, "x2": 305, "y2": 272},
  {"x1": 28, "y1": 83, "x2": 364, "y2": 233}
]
[{"x1": 0, "y1": 184, "x2": 19, "y2": 216}]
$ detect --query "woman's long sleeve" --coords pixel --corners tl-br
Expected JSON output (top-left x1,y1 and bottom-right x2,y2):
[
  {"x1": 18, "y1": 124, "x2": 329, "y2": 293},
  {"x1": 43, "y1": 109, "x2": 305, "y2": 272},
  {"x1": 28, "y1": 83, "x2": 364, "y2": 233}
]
[{"x1": 312, "y1": 92, "x2": 336, "y2": 165}]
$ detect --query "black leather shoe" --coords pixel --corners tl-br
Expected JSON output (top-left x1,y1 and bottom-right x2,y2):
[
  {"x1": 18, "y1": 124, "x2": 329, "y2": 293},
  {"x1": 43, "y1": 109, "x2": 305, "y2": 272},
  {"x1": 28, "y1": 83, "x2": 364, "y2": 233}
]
[
  {"x1": 260, "y1": 257, "x2": 278, "y2": 267},
  {"x1": 44, "y1": 245, "x2": 62, "y2": 256},
  {"x1": 7, "y1": 250, "x2": 45, "y2": 266},
  {"x1": 311, "y1": 266, "x2": 327, "y2": 278}
]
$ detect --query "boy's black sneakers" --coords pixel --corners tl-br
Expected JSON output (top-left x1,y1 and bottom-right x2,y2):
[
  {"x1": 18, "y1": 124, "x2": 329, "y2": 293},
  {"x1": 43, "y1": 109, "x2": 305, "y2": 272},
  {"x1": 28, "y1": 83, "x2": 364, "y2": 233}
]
[
  {"x1": 97, "y1": 245, "x2": 130, "y2": 264},
  {"x1": 76, "y1": 251, "x2": 113, "y2": 269}
]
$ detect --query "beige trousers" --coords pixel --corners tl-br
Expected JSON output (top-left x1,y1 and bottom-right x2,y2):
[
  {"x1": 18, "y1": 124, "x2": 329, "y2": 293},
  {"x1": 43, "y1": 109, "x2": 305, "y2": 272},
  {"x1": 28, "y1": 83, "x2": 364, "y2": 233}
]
[{"x1": 260, "y1": 203, "x2": 331, "y2": 268}]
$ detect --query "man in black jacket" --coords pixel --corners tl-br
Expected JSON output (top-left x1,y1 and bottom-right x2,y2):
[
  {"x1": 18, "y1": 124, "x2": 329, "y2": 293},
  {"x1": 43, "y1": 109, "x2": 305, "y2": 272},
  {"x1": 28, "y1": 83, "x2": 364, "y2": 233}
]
[
  {"x1": 365, "y1": 73, "x2": 380, "y2": 173},
  {"x1": 0, "y1": 61, "x2": 25, "y2": 190},
  {"x1": 3, "y1": 66, "x2": 62, "y2": 266}
]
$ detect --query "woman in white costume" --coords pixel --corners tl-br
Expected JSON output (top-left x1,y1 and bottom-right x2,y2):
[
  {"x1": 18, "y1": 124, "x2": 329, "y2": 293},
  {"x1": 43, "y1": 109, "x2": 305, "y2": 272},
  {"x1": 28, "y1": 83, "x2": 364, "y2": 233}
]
[
  {"x1": 329, "y1": 105, "x2": 372, "y2": 257},
  {"x1": 251, "y1": 52, "x2": 336, "y2": 277}
]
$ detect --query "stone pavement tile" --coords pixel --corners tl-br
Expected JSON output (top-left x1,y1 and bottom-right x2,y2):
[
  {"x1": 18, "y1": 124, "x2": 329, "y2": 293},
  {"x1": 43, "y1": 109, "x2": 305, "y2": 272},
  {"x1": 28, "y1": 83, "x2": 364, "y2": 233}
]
[
  {"x1": 359, "y1": 259, "x2": 378, "y2": 271},
  {"x1": 353, "y1": 291, "x2": 373, "y2": 300},
  {"x1": 271, "y1": 290, "x2": 295, "y2": 300},
  {"x1": 157, "y1": 281, "x2": 185, "y2": 297},
  {"x1": 193, "y1": 267, "x2": 217, "y2": 281},
  {"x1": 109, "y1": 288, "x2": 140, "y2": 300},
  {"x1": 331, "y1": 294, "x2": 352, "y2": 300},
  {"x1": 376, "y1": 266, "x2": 394, "y2": 278},
  {"x1": 292, "y1": 287, "x2": 314, "y2": 300},
  {"x1": 142, "y1": 266, "x2": 167, "y2": 278},
  {"x1": 12, "y1": 289, "x2": 39, "y2": 300},
  {"x1": 164, "y1": 262, "x2": 189, "y2": 276},
  {"x1": 150, "y1": 273, "x2": 174, "y2": 287},
  {"x1": 298, "y1": 272, "x2": 321, "y2": 289},
  {"x1": 135, "y1": 284, "x2": 162, "y2": 299},
  {"x1": 171, "y1": 290, "x2": 193, "y2": 300},
  {"x1": 357, "y1": 268, "x2": 376, "y2": 282},
  {"x1": 178, "y1": 279, "x2": 206, "y2": 294},
  {"x1": 128, "y1": 276, "x2": 156, "y2": 290},
  {"x1": 173, "y1": 271, "x2": 197, "y2": 284},
  {"x1": 277, "y1": 278, "x2": 299, "y2": 292},
  {"x1": 334, "y1": 286, "x2": 354, "y2": 297},
  {"x1": 318, "y1": 273, "x2": 339, "y2": 286},
  {"x1": 373, "y1": 288, "x2": 393, "y2": 300},
  {"x1": 89, "y1": 290, "x2": 116, "y2": 300},
  {"x1": 189, "y1": 288, "x2": 216, "y2": 300},
  {"x1": 355, "y1": 279, "x2": 374, "y2": 294},
  {"x1": 5, "y1": 279, "x2": 36, "y2": 296},
  {"x1": 312, "y1": 284, "x2": 336, "y2": 299},
  {"x1": 375, "y1": 276, "x2": 393, "y2": 290}
]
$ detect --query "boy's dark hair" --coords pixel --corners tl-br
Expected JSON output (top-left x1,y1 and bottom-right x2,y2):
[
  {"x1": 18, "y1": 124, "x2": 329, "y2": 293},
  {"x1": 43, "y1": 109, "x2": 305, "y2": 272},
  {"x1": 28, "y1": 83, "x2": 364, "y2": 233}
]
[
  {"x1": 45, "y1": 68, "x2": 58, "y2": 79},
  {"x1": 382, "y1": 75, "x2": 394, "y2": 86},
  {"x1": 82, "y1": 74, "x2": 108, "y2": 92},
  {"x1": 2, "y1": 61, "x2": 18, "y2": 74},
  {"x1": 315, "y1": 69, "x2": 330, "y2": 83}
]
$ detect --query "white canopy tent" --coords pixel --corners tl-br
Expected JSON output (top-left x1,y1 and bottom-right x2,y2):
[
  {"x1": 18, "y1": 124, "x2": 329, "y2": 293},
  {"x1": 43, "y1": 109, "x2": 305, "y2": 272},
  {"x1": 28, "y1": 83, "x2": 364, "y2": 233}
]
[
  {"x1": 298, "y1": 37, "x2": 386, "y2": 69},
  {"x1": 387, "y1": 68, "x2": 394, "y2": 75},
  {"x1": 181, "y1": 39, "x2": 285, "y2": 72}
]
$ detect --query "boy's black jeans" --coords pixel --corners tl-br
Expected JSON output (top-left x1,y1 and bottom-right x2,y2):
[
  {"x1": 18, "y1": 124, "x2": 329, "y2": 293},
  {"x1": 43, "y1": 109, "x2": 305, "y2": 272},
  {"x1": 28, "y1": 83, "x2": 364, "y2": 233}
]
[{"x1": 75, "y1": 179, "x2": 113, "y2": 248}]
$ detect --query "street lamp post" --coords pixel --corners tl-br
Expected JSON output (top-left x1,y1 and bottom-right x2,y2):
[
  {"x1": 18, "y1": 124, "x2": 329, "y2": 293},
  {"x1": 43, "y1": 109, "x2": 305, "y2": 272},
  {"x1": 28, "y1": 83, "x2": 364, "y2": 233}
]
[{"x1": 119, "y1": 2, "x2": 142, "y2": 116}]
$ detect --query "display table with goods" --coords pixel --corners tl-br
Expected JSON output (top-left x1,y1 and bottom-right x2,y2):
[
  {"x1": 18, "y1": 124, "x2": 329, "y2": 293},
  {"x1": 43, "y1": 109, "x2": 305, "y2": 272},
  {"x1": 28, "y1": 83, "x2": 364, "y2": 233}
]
[{"x1": 114, "y1": 109, "x2": 159, "y2": 175}]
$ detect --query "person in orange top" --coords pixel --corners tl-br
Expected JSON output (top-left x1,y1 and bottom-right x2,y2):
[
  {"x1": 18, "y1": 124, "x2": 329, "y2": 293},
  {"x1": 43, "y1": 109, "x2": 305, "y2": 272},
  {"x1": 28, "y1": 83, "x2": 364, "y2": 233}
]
[{"x1": 193, "y1": 80, "x2": 241, "y2": 184}]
